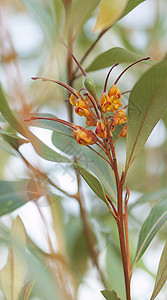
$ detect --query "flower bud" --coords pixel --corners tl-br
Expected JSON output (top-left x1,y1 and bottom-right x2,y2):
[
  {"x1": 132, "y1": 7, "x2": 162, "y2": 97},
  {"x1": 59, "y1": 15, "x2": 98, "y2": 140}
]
[{"x1": 84, "y1": 77, "x2": 96, "y2": 97}]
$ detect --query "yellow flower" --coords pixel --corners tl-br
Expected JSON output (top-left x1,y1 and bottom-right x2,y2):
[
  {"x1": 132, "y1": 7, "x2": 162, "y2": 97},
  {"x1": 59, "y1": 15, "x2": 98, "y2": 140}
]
[
  {"x1": 75, "y1": 100, "x2": 90, "y2": 117},
  {"x1": 101, "y1": 92, "x2": 123, "y2": 113},
  {"x1": 95, "y1": 121, "x2": 107, "y2": 139},
  {"x1": 113, "y1": 109, "x2": 127, "y2": 126},
  {"x1": 73, "y1": 127, "x2": 96, "y2": 146}
]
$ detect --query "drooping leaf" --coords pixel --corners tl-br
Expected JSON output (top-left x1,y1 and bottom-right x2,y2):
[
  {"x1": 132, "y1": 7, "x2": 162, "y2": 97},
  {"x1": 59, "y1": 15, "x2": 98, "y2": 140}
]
[
  {"x1": 94, "y1": 0, "x2": 128, "y2": 32},
  {"x1": 101, "y1": 289, "x2": 122, "y2": 300},
  {"x1": 132, "y1": 199, "x2": 167, "y2": 271},
  {"x1": 150, "y1": 241, "x2": 167, "y2": 300},
  {"x1": 74, "y1": 163, "x2": 107, "y2": 203},
  {"x1": 0, "y1": 84, "x2": 71, "y2": 163},
  {"x1": 86, "y1": 47, "x2": 154, "y2": 72},
  {"x1": 0, "y1": 217, "x2": 27, "y2": 300},
  {"x1": 126, "y1": 54, "x2": 167, "y2": 172},
  {"x1": 22, "y1": 0, "x2": 56, "y2": 44}
]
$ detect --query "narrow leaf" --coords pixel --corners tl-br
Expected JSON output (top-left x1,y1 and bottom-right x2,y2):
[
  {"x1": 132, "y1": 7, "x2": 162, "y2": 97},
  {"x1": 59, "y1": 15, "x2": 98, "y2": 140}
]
[
  {"x1": 29, "y1": 119, "x2": 116, "y2": 202},
  {"x1": 52, "y1": 132, "x2": 116, "y2": 201},
  {"x1": 0, "y1": 84, "x2": 71, "y2": 163},
  {"x1": 126, "y1": 54, "x2": 167, "y2": 172},
  {"x1": 101, "y1": 289, "x2": 122, "y2": 300},
  {"x1": 94, "y1": 0, "x2": 127, "y2": 32},
  {"x1": 0, "y1": 217, "x2": 27, "y2": 300},
  {"x1": 0, "y1": 180, "x2": 29, "y2": 216},
  {"x1": 0, "y1": 129, "x2": 29, "y2": 150},
  {"x1": 86, "y1": 47, "x2": 154, "y2": 72},
  {"x1": 150, "y1": 241, "x2": 167, "y2": 300},
  {"x1": 132, "y1": 199, "x2": 167, "y2": 270},
  {"x1": 74, "y1": 163, "x2": 107, "y2": 203}
]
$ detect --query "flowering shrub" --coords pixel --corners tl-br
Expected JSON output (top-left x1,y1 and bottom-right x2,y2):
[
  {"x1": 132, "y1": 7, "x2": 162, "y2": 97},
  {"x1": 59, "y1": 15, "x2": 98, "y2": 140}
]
[{"x1": 0, "y1": 1, "x2": 167, "y2": 300}]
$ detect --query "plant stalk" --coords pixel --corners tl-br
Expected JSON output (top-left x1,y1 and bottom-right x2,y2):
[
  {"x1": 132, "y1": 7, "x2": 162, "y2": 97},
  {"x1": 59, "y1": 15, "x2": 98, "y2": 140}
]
[{"x1": 108, "y1": 138, "x2": 131, "y2": 300}]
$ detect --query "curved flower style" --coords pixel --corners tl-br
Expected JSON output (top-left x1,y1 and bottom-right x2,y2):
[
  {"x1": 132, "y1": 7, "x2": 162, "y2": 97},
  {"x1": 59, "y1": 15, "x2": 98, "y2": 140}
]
[{"x1": 30, "y1": 51, "x2": 150, "y2": 149}]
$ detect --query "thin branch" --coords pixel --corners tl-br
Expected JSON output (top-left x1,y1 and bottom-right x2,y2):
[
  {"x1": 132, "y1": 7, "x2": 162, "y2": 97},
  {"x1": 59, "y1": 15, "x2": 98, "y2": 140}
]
[
  {"x1": 124, "y1": 187, "x2": 130, "y2": 278},
  {"x1": 72, "y1": 28, "x2": 109, "y2": 79},
  {"x1": 105, "y1": 193, "x2": 118, "y2": 218}
]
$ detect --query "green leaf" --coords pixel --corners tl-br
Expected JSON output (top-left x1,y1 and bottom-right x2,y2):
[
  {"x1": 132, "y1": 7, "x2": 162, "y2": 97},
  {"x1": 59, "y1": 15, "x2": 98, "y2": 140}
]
[
  {"x1": 120, "y1": 0, "x2": 146, "y2": 19},
  {"x1": 22, "y1": 0, "x2": 56, "y2": 45},
  {"x1": 132, "y1": 199, "x2": 167, "y2": 271},
  {"x1": 93, "y1": 0, "x2": 127, "y2": 32},
  {"x1": 74, "y1": 163, "x2": 107, "y2": 203},
  {"x1": 101, "y1": 289, "x2": 122, "y2": 300},
  {"x1": 86, "y1": 47, "x2": 154, "y2": 72},
  {"x1": 126, "y1": 53, "x2": 167, "y2": 172},
  {"x1": 0, "y1": 180, "x2": 29, "y2": 216},
  {"x1": 150, "y1": 241, "x2": 167, "y2": 300},
  {"x1": 0, "y1": 129, "x2": 29, "y2": 150},
  {"x1": 0, "y1": 85, "x2": 71, "y2": 163},
  {"x1": 52, "y1": 132, "x2": 116, "y2": 201},
  {"x1": 28, "y1": 117, "x2": 111, "y2": 203}
]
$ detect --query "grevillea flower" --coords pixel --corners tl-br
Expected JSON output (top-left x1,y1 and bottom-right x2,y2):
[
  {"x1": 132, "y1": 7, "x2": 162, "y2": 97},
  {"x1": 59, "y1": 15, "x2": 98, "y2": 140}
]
[
  {"x1": 101, "y1": 91, "x2": 123, "y2": 113},
  {"x1": 31, "y1": 50, "x2": 150, "y2": 147},
  {"x1": 95, "y1": 121, "x2": 107, "y2": 139},
  {"x1": 73, "y1": 127, "x2": 97, "y2": 146},
  {"x1": 113, "y1": 109, "x2": 127, "y2": 126}
]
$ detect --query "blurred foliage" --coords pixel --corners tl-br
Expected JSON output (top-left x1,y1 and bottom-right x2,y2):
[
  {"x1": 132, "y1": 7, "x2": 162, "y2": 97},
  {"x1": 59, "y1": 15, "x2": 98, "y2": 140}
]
[{"x1": 0, "y1": 0, "x2": 167, "y2": 300}]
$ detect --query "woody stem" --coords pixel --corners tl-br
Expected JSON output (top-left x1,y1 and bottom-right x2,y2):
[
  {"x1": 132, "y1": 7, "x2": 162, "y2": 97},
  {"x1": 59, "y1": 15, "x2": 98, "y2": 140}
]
[{"x1": 106, "y1": 133, "x2": 131, "y2": 300}]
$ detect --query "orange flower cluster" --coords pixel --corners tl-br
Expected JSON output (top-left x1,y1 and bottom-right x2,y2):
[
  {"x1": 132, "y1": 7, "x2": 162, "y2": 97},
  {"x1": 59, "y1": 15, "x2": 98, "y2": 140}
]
[
  {"x1": 31, "y1": 52, "x2": 150, "y2": 149},
  {"x1": 70, "y1": 82, "x2": 127, "y2": 146}
]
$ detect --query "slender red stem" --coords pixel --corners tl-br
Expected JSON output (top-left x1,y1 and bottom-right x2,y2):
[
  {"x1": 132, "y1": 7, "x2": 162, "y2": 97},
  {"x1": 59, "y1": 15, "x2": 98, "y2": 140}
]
[
  {"x1": 103, "y1": 63, "x2": 119, "y2": 93},
  {"x1": 32, "y1": 76, "x2": 79, "y2": 98},
  {"x1": 114, "y1": 57, "x2": 150, "y2": 85},
  {"x1": 24, "y1": 116, "x2": 77, "y2": 130}
]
